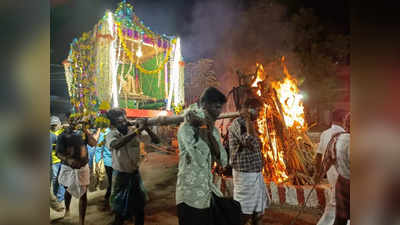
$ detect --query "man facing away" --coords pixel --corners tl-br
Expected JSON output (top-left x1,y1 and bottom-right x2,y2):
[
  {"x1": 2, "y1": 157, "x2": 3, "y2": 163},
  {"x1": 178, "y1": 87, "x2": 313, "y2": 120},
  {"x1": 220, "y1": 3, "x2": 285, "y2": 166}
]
[
  {"x1": 56, "y1": 130, "x2": 90, "y2": 225},
  {"x1": 105, "y1": 108, "x2": 159, "y2": 225},
  {"x1": 228, "y1": 98, "x2": 269, "y2": 225},
  {"x1": 314, "y1": 109, "x2": 348, "y2": 225},
  {"x1": 332, "y1": 112, "x2": 350, "y2": 225},
  {"x1": 176, "y1": 87, "x2": 229, "y2": 225}
]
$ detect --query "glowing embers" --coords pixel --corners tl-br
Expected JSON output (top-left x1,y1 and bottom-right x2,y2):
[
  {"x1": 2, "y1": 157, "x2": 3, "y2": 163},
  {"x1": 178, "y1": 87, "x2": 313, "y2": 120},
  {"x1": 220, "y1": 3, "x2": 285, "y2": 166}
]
[{"x1": 257, "y1": 103, "x2": 289, "y2": 183}]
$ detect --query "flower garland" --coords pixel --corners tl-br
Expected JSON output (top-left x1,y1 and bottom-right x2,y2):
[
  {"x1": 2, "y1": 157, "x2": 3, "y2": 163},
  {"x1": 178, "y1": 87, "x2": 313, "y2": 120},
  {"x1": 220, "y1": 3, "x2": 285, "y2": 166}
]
[
  {"x1": 69, "y1": 111, "x2": 97, "y2": 120},
  {"x1": 67, "y1": 30, "x2": 98, "y2": 113},
  {"x1": 95, "y1": 116, "x2": 110, "y2": 128},
  {"x1": 115, "y1": 21, "x2": 173, "y2": 74},
  {"x1": 114, "y1": 1, "x2": 161, "y2": 41},
  {"x1": 136, "y1": 48, "x2": 172, "y2": 74},
  {"x1": 132, "y1": 15, "x2": 157, "y2": 39},
  {"x1": 115, "y1": 1, "x2": 134, "y2": 14},
  {"x1": 172, "y1": 103, "x2": 184, "y2": 115}
]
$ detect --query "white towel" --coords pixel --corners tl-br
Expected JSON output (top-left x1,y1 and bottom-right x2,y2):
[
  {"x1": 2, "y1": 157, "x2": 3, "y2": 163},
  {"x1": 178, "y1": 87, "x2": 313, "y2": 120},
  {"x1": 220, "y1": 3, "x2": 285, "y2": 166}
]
[
  {"x1": 58, "y1": 163, "x2": 90, "y2": 198},
  {"x1": 233, "y1": 170, "x2": 269, "y2": 214}
]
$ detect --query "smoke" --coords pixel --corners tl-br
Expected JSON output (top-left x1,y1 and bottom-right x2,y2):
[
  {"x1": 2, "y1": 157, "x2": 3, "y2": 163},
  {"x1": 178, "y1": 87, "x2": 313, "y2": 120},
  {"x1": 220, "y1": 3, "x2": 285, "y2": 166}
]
[
  {"x1": 183, "y1": 0, "x2": 299, "y2": 94},
  {"x1": 181, "y1": 0, "x2": 240, "y2": 61},
  {"x1": 215, "y1": 1, "x2": 296, "y2": 76}
]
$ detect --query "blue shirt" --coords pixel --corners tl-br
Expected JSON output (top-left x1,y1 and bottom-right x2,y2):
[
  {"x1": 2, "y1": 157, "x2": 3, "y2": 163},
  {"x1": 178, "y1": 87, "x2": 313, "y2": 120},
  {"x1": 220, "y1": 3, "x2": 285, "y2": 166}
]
[
  {"x1": 95, "y1": 128, "x2": 112, "y2": 167},
  {"x1": 87, "y1": 144, "x2": 96, "y2": 169}
]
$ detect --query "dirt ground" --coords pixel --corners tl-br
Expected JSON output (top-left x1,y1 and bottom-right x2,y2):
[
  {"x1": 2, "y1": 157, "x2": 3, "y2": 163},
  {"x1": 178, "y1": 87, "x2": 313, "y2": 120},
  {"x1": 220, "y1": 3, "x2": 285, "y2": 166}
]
[{"x1": 50, "y1": 151, "x2": 321, "y2": 225}]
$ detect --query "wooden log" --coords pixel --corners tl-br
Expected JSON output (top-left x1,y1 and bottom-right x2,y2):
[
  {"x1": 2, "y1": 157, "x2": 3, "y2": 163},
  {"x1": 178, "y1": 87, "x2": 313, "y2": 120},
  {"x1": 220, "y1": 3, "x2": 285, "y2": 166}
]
[
  {"x1": 129, "y1": 112, "x2": 240, "y2": 127},
  {"x1": 302, "y1": 133, "x2": 316, "y2": 150},
  {"x1": 272, "y1": 89, "x2": 287, "y2": 129}
]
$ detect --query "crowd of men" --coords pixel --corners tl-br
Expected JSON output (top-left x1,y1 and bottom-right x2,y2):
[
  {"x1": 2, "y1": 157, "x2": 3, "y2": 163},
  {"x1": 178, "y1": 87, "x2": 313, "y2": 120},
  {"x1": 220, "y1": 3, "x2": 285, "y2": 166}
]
[{"x1": 50, "y1": 86, "x2": 350, "y2": 225}]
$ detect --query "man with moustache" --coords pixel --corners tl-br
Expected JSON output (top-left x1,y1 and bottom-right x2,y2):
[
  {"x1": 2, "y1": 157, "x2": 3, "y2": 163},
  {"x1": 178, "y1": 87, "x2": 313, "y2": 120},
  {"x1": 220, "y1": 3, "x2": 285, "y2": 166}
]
[
  {"x1": 228, "y1": 98, "x2": 269, "y2": 225},
  {"x1": 176, "y1": 87, "x2": 231, "y2": 225},
  {"x1": 105, "y1": 108, "x2": 159, "y2": 225}
]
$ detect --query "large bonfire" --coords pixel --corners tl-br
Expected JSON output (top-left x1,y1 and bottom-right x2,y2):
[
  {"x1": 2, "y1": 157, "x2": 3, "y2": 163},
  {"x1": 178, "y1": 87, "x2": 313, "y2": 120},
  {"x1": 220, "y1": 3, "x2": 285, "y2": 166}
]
[{"x1": 250, "y1": 57, "x2": 315, "y2": 185}]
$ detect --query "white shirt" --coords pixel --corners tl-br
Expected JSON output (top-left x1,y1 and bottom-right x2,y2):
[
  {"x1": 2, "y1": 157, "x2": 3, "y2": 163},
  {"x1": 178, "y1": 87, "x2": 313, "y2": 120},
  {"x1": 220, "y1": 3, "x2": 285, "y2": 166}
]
[
  {"x1": 317, "y1": 124, "x2": 346, "y2": 155},
  {"x1": 317, "y1": 124, "x2": 345, "y2": 206},
  {"x1": 335, "y1": 133, "x2": 350, "y2": 179},
  {"x1": 105, "y1": 128, "x2": 147, "y2": 173}
]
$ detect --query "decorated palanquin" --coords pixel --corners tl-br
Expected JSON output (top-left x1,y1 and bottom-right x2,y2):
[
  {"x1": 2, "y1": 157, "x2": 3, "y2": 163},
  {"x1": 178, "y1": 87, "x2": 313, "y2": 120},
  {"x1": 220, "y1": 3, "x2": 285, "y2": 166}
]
[{"x1": 63, "y1": 1, "x2": 184, "y2": 118}]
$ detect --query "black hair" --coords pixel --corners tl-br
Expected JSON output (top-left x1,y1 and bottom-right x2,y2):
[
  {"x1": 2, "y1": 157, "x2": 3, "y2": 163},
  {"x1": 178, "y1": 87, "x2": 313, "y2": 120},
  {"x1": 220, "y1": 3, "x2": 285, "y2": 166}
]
[
  {"x1": 56, "y1": 131, "x2": 84, "y2": 159},
  {"x1": 332, "y1": 109, "x2": 348, "y2": 123},
  {"x1": 243, "y1": 98, "x2": 262, "y2": 109},
  {"x1": 199, "y1": 87, "x2": 227, "y2": 105},
  {"x1": 106, "y1": 108, "x2": 126, "y2": 126}
]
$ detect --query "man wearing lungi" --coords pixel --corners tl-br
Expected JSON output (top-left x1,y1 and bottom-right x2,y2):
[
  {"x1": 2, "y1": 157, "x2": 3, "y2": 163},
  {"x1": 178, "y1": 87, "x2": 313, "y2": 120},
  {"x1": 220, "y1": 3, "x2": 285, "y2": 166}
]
[
  {"x1": 332, "y1": 113, "x2": 350, "y2": 225},
  {"x1": 176, "y1": 87, "x2": 229, "y2": 225},
  {"x1": 228, "y1": 98, "x2": 268, "y2": 225},
  {"x1": 105, "y1": 108, "x2": 159, "y2": 225},
  {"x1": 56, "y1": 130, "x2": 90, "y2": 225},
  {"x1": 314, "y1": 109, "x2": 348, "y2": 225}
]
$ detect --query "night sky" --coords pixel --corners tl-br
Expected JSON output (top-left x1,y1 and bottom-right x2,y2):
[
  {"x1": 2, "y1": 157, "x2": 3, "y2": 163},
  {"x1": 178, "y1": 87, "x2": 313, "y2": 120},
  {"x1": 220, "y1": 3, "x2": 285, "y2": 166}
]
[{"x1": 51, "y1": 0, "x2": 348, "y2": 98}]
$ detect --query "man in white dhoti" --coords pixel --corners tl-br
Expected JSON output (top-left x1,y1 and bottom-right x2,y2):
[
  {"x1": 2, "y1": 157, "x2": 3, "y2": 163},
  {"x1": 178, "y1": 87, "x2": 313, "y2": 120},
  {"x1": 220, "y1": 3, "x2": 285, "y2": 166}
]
[
  {"x1": 56, "y1": 130, "x2": 90, "y2": 225},
  {"x1": 228, "y1": 98, "x2": 269, "y2": 225}
]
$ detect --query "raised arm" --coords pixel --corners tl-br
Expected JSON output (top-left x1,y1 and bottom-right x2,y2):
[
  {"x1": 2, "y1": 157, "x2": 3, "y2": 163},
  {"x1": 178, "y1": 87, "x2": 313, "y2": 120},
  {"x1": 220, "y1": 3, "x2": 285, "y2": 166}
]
[
  {"x1": 214, "y1": 128, "x2": 228, "y2": 167},
  {"x1": 144, "y1": 127, "x2": 160, "y2": 144},
  {"x1": 84, "y1": 127, "x2": 101, "y2": 147},
  {"x1": 109, "y1": 129, "x2": 142, "y2": 150},
  {"x1": 56, "y1": 147, "x2": 84, "y2": 169},
  {"x1": 228, "y1": 120, "x2": 243, "y2": 156}
]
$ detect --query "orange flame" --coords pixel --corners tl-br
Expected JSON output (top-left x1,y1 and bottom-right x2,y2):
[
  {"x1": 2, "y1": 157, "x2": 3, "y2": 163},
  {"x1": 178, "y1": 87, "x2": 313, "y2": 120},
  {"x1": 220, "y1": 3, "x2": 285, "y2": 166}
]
[
  {"x1": 271, "y1": 57, "x2": 305, "y2": 129},
  {"x1": 252, "y1": 63, "x2": 264, "y2": 96},
  {"x1": 253, "y1": 57, "x2": 305, "y2": 184}
]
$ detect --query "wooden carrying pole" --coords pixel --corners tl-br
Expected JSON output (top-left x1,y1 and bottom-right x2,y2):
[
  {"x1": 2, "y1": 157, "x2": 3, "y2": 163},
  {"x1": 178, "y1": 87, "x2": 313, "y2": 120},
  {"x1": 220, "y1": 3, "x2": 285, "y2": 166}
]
[{"x1": 129, "y1": 112, "x2": 240, "y2": 127}]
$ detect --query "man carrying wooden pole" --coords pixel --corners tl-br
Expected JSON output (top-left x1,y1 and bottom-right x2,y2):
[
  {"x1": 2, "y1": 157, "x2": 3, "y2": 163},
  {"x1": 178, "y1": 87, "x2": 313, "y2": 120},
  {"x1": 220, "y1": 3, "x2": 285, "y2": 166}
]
[{"x1": 228, "y1": 98, "x2": 269, "y2": 225}]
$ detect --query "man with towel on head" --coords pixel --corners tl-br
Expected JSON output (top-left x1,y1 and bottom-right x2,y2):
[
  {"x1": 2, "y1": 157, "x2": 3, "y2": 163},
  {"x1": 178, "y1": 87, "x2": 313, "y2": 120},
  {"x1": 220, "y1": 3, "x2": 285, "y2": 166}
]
[
  {"x1": 314, "y1": 109, "x2": 348, "y2": 225},
  {"x1": 176, "y1": 87, "x2": 242, "y2": 225}
]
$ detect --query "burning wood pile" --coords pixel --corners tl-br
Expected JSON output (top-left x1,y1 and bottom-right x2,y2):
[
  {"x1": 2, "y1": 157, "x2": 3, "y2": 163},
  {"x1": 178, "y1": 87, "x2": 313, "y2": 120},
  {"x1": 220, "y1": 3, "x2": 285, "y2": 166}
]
[{"x1": 234, "y1": 57, "x2": 316, "y2": 185}]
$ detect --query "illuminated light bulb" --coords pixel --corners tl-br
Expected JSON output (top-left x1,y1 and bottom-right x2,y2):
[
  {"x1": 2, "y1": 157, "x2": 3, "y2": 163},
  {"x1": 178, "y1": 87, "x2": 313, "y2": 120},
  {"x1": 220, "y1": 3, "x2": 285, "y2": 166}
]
[{"x1": 136, "y1": 45, "x2": 142, "y2": 57}]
